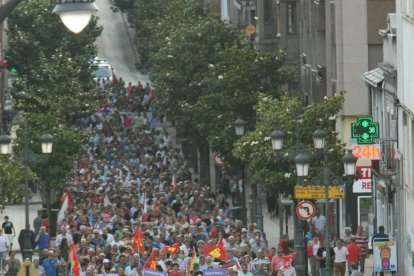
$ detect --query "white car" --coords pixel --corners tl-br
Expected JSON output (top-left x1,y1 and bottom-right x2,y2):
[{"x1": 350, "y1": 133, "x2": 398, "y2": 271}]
[{"x1": 93, "y1": 58, "x2": 113, "y2": 82}]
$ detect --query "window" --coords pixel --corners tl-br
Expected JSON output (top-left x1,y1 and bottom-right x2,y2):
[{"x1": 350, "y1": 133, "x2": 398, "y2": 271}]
[{"x1": 287, "y1": 2, "x2": 296, "y2": 34}]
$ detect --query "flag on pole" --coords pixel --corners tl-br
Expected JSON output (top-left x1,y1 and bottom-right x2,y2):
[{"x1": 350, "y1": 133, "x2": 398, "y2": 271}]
[
  {"x1": 143, "y1": 249, "x2": 157, "y2": 270},
  {"x1": 69, "y1": 245, "x2": 80, "y2": 276},
  {"x1": 203, "y1": 245, "x2": 228, "y2": 262},
  {"x1": 132, "y1": 230, "x2": 145, "y2": 252},
  {"x1": 57, "y1": 192, "x2": 72, "y2": 223}
]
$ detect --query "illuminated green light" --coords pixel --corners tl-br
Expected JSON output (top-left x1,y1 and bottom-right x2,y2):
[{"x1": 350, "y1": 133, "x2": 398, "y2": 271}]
[{"x1": 351, "y1": 115, "x2": 379, "y2": 144}]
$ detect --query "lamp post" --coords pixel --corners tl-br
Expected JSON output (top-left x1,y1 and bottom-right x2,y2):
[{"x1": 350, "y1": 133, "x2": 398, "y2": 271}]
[
  {"x1": 0, "y1": 128, "x2": 53, "y2": 261},
  {"x1": 270, "y1": 127, "x2": 357, "y2": 275},
  {"x1": 0, "y1": 0, "x2": 97, "y2": 33},
  {"x1": 296, "y1": 129, "x2": 356, "y2": 275},
  {"x1": 234, "y1": 118, "x2": 248, "y2": 225}
]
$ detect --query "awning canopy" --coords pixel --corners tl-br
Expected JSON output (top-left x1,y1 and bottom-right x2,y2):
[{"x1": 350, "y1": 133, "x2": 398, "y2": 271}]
[{"x1": 361, "y1": 68, "x2": 384, "y2": 87}]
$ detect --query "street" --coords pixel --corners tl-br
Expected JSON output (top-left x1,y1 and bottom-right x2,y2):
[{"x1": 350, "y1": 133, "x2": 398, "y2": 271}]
[{"x1": 95, "y1": 0, "x2": 150, "y2": 85}]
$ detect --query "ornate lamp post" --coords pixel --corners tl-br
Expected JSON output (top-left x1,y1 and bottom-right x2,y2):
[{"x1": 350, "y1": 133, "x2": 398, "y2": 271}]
[
  {"x1": 271, "y1": 127, "x2": 357, "y2": 275},
  {"x1": 0, "y1": 129, "x2": 53, "y2": 261},
  {"x1": 234, "y1": 118, "x2": 248, "y2": 225}
]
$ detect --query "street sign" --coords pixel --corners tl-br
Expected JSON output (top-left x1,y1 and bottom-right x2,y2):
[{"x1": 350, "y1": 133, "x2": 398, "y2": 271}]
[
  {"x1": 296, "y1": 200, "x2": 316, "y2": 220},
  {"x1": 353, "y1": 166, "x2": 372, "y2": 193},
  {"x1": 294, "y1": 185, "x2": 345, "y2": 199},
  {"x1": 245, "y1": 24, "x2": 256, "y2": 36},
  {"x1": 351, "y1": 115, "x2": 380, "y2": 144}
]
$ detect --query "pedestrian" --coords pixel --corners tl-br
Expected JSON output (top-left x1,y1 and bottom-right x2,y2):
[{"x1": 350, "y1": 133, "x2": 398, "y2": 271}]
[
  {"x1": 311, "y1": 209, "x2": 326, "y2": 234},
  {"x1": 346, "y1": 237, "x2": 360, "y2": 275},
  {"x1": 0, "y1": 228, "x2": 10, "y2": 273},
  {"x1": 349, "y1": 263, "x2": 363, "y2": 276},
  {"x1": 33, "y1": 257, "x2": 46, "y2": 276},
  {"x1": 341, "y1": 227, "x2": 352, "y2": 246},
  {"x1": 333, "y1": 239, "x2": 348, "y2": 276},
  {"x1": 238, "y1": 262, "x2": 254, "y2": 276},
  {"x1": 17, "y1": 224, "x2": 36, "y2": 260},
  {"x1": 271, "y1": 247, "x2": 284, "y2": 275},
  {"x1": 42, "y1": 250, "x2": 59, "y2": 276},
  {"x1": 35, "y1": 226, "x2": 51, "y2": 258},
  {"x1": 33, "y1": 210, "x2": 44, "y2": 236},
  {"x1": 2, "y1": 216, "x2": 16, "y2": 250},
  {"x1": 4, "y1": 250, "x2": 20, "y2": 276},
  {"x1": 316, "y1": 244, "x2": 333, "y2": 276},
  {"x1": 353, "y1": 225, "x2": 368, "y2": 273},
  {"x1": 278, "y1": 234, "x2": 290, "y2": 255},
  {"x1": 307, "y1": 234, "x2": 321, "y2": 276}
]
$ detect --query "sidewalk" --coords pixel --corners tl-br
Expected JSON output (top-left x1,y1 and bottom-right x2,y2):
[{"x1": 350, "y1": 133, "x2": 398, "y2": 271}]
[{"x1": 260, "y1": 196, "x2": 378, "y2": 275}]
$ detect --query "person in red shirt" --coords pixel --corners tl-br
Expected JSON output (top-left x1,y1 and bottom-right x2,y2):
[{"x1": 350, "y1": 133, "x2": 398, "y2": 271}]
[
  {"x1": 347, "y1": 237, "x2": 361, "y2": 274},
  {"x1": 278, "y1": 234, "x2": 290, "y2": 255}
]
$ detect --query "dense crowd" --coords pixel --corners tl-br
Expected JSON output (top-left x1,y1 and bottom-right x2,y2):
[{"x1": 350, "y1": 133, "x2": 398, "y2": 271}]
[{"x1": 3, "y1": 76, "x2": 295, "y2": 276}]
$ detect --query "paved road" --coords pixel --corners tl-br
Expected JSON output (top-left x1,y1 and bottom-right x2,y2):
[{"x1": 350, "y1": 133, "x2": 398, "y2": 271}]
[{"x1": 95, "y1": 0, "x2": 150, "y2": 85}]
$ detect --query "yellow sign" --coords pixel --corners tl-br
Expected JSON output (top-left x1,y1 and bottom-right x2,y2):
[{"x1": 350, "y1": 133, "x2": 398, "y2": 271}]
[
  {"x1": 294, "y1": 185, "x2": 345, "y2": 199},
  {"x1": 246, "y1": 24, "x2": 256, "y2": 36}
]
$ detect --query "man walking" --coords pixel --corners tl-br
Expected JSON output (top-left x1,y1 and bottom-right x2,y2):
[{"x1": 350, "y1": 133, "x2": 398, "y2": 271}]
[
  {"x1": 2, "y1": 216, "x2": 16, "y2": 250},
  {"x1": 35, "y1": 226, "x2": 51, "y2": 258},
  {"x1": 346, "y1": 237, "x2": 360, "y2": 275},
  {"x1": 333, "y1": 239, "x2": 348, "y2": 276},
  {"x1": 18, "y1": 224, "x2": 36, "y2": 260},
  {"x1": 353, "y1": 226, "x2": 368, "y2": 273},
  {"x1": 0, "y1": 229, "x2": 10, "y2": 272}
]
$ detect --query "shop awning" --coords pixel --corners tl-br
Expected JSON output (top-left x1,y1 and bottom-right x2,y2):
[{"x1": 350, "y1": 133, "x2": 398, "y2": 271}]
[{"x1": 361, "y1": 68, "x2": 384, "y2": 87}]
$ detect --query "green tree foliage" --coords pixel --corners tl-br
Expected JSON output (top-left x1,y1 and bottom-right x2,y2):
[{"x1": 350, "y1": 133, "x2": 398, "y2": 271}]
[
  {"x1": 0, "y1": 159, "x2": 33, "y2": 204},
  {"x1": 233, "y1": 92, "x2": 346, "y2": 195},
  {"x1": 2, "y1": 0, "x2": 104, "y2": 199}
]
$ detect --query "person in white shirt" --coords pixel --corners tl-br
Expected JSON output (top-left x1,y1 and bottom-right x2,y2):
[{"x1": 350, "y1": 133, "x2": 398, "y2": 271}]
[
  {"x1": 311, "y1": 209, "x2": 326, "y2": 232},
  {"x1": 55, "y1": 226, "x2": 73, "y2": 247},
  {"x1": 333, "y1": 239, "x2": 349, "y2": 276},
  {"x1": 33, "y1": 257, "x2": 46, "y2": 276},
  {"x1": 0, "y1": 228, "x2": 10, "y2": 272}
]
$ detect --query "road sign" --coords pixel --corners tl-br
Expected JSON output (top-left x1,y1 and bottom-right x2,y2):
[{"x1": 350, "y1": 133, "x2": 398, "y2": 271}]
[
  {"x1": 294, "y1": 185, "x2": 345, "y2": 199},
  {"x1": 296, "y1": 200, "x2": 316, "y2": 220},
  {"x1": 245, "y1": 24, "x2": 256, "y2": 36}
]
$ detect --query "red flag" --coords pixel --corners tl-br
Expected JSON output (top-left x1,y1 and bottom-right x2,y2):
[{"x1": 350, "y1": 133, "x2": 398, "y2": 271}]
[
  {"x1": 203, "y1": 245, "x2": 227, "y2": 262},
  {"x1": 143, "y1": 250, "x2": 157, "y2": 270},
  {"x1": 69, "y1": 245, "x2": 80, "y2": 276},
  {"x1": 132, "y1": 230, "x2": 145, "y2": 252},
  {"x1": 162, "y1": 242, "x2": 181, "y2": 254}
]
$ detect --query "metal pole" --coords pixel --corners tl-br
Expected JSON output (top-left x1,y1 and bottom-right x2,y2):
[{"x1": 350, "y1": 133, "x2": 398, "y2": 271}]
[
  {"x1": 241, "y1": 166, "x2": 247, "y2": 225},
  {"x1": 256, "y1": 182, "x2": 264, "y2": 233},
  {"x1": 23, "y1": 126, "x2": 33, "y2": 261},
  {"x1": 323, "y1": 152, "x2": 331, "y2": 275},
  {"x1": 293, "y1": 119, "x2": 306, "y2": 275}
]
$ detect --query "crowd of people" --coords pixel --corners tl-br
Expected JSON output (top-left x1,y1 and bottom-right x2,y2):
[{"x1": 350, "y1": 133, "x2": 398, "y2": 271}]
[
  {"x1": 0, "y1": 76, "x2": 299, "y2": 276},
  {"x1": 0, "y1": 74, "x2": 384, "y2": 276}
]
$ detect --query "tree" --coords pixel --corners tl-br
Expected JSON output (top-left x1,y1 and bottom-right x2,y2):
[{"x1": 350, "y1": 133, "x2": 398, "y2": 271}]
[{"x1": 233, "y1": 92, "x2": 346, "y2": 196}]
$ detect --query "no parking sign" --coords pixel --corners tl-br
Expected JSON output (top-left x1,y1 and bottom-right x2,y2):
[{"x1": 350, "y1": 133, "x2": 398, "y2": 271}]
[{"x1": 296, "y1": 200, "x2": 316, "y2": 220}]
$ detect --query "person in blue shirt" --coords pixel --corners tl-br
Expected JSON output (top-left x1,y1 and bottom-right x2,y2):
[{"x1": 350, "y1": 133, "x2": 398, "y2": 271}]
[
  {"x1": 35, "y1": 227, "x2": 51, "y2": 258},
  {"x1": 42, "y1": 250, "x2": 59, "y2": 276}
]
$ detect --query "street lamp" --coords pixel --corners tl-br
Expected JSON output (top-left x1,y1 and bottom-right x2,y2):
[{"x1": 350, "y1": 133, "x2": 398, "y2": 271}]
[
  {"x1": 271, "y1": 127, "x2": 357, "y2": 275},
  {"x1": 293, "y1": 128, "x2": 356, "y2": 275},
  {"x1": 0, "y1": 0, "x2": 98, "y2": 33},
  {"x1": 53, "y1": 0, "x2": 99, "y2": 34},
  {"x1": 234, "y1": 118, "x2": 248, "y2": 225},
  {"x1": 0, "y1": 128, "x2": 53, "y2": 261}
]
